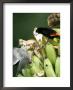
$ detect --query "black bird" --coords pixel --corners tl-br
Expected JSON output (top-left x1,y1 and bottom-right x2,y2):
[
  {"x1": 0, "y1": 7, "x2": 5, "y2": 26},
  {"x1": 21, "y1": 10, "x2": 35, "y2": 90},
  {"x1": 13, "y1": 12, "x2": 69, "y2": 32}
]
[{"x1": 35, "y1": 27, "x2": 60, "y2": 39}]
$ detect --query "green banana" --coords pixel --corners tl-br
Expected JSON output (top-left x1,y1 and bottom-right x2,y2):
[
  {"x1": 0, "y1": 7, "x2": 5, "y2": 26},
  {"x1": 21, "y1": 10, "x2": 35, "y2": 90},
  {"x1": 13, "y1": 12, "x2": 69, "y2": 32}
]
[
  {"x1": 41, "y1": 48, "x2": 46, "y2": 60},
  {"x1": 22, "y1": 69, "x2": 32, "y2": 77},
  {"x1": 17, "y1": 74, "x2": 23, "y2": 77},
  {"x1": 45, "y1": 43, "x2": 56, "y2": 66},
  {"x1": 32, "y1": 55, "x2": 43, "y2": 68},
  {"x1": 44, "y1": 58, "x2": 56, "y2": 77},
  {"x1": 31, "y1": 55, "x2": 44, "y2": 76},
  {"x1": 22, "y1": 66, "x2": 32, "y2": 77},
  {"x1": 55, "y1": 57, "x2": 60, "y2": 77},
  {"x1": 58, "y1": 44, "x2": 60, "y2": 56}
]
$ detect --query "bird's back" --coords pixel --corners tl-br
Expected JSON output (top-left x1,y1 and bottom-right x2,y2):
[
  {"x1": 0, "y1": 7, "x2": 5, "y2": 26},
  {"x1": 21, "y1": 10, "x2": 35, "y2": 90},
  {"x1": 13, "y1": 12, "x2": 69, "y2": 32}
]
[{"x1": 36, "y1": 27, "x2": 56, "y2": 37}]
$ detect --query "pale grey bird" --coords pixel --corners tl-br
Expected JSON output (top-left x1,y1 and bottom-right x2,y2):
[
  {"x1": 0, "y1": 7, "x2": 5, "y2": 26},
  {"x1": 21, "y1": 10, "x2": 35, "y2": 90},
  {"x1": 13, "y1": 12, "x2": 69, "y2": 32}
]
[{"x1": 13, "y1": 47, "x2": 32, "y2": 72}]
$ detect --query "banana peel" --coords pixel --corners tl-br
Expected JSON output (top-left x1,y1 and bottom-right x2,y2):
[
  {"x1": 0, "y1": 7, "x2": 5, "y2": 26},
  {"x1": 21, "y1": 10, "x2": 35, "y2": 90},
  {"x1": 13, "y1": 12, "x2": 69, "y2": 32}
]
[
  {"x1": 55, "y1": 57, "x2": 60, "y2": 77},
  {"x1": 31, "y1": 55, "x2": 44, "y2": 76},
  {"x1": 45, "y1": 43, "x2": 57, "y2": 66},
  {"x1": 44, "y1": 58, "x2": 56, "y2": 77}
]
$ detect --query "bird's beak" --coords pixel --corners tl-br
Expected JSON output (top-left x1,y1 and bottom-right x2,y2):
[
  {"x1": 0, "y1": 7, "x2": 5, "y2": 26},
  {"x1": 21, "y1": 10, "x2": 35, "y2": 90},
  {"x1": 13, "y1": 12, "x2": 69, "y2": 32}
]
[
  {"x1": 50, "y1": 33, "x2": 60, "y2": 37},
  {"x1": 55, "y1": 33, "x2": 60, "y2": 36}
]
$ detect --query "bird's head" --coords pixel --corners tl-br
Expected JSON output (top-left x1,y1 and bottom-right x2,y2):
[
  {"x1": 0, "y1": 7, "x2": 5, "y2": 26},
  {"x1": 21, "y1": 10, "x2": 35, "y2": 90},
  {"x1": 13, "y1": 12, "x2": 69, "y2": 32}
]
[
  {"x1": 33, "y1": 27, "x2": 38, "y2": 36},
  {"x1": 33, "y1": 27, "x2": 43, "y2": 42}
]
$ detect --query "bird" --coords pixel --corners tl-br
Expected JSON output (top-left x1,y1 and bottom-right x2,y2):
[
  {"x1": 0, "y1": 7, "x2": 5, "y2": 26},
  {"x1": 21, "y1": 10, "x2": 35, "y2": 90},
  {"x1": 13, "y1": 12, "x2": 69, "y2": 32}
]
[
  {"x1": 33, "y1": 27, "x2": 43, "y2": 42},
  {"x1": 33, "y1": 27, "x2": 60, "y2": 50},
  {"x1": 13, "y1": 47, "x2": 32, "y2": 72},
  {"x1": 34, "y1": 27, "x2": 60, "y2": 39}
]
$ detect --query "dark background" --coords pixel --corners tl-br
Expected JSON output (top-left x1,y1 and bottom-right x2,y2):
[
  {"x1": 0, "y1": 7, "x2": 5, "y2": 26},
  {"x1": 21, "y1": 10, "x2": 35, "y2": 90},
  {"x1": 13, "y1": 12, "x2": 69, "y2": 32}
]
[{"x1": 13, "y1": 13, "x2": 50, "y2": 47}]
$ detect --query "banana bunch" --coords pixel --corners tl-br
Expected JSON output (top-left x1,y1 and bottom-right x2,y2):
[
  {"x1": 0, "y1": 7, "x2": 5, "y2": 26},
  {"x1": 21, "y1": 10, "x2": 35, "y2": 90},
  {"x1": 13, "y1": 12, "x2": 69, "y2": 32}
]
[
  {"x1": 44, "y1": 43, "x2": 60, "y2": 77},
  {"x1": 17, "y1": 41, "x2": 60, "y2": 77},
  {"x1": 15, "y1": 29, "x2": 60, "y2": 77}
]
